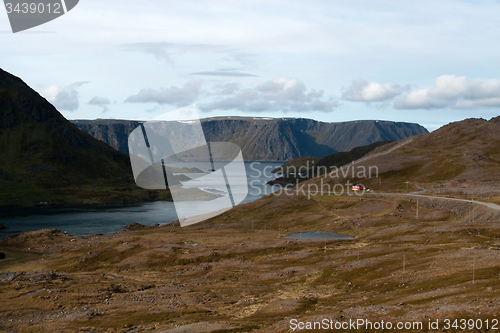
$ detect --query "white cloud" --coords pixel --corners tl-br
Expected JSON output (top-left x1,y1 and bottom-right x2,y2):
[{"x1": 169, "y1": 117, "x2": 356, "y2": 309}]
[
  {"x1": 455, "y1": 98, "x2": 500, "y2": 109},
  {"x1": 125, "y1": 81, "x2": 204, "y2": 107},
  {"x1": 342, "y1": 78, "x2": 409, "y2": 103},
  {"x1": 394, "y1": 75, "x2": 500, "y2": 109},
  {"x1": 124, "y1": 78, "x2": 337, "y2": 113},
  {"x1": 40, "y1": 85, "x2": 59, "y2": 101},
  {"x1": 201, "y1": 78, "x2": 338, "y2": 113},
  {"x1": 40, "y1": 82, "x2": 88, "y2": 111},
  {"x1": 119, "y1": 42, "x2": 255, "y2": 68},
  {"x1": 88, "y1": 96, "x2": 111, "y2": 113}
]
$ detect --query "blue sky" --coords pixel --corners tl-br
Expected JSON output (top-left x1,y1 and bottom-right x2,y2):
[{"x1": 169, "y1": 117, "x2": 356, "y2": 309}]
[{"x1": 2, "y1": 0, "x2": 500, "y2": 130}]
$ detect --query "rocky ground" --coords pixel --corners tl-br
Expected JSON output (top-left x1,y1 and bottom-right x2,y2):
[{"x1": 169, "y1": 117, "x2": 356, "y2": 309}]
[{"x1": 1, "y1": 192, "x2": 500, "y2": 332}]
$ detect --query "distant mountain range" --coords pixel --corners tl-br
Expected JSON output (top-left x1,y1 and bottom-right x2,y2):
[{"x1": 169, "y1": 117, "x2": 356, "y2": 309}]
[
  {"x1": 71, "y1": 117, "x2": 428, "y2": 161},
  {"x1": 0, "y1": 67, "x2": 430, "y2": 206}
]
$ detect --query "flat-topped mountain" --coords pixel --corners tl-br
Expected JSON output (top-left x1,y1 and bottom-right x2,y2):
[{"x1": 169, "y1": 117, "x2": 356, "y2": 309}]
[{"x1": 71, "y1": 117, "x2": 428, "y2": 161}]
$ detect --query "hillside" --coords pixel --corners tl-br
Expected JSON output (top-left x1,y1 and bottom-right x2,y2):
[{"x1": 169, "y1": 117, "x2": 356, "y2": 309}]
[
  {"x1": 301, "y1": 116, "x2": 500, "y2": 196},
  {"x1": 0, "y1": 69, "x2": 171, "y2": 206},
  {"x1": 2, "y1": 188, "x2": 500, "y2": 331},
  {"x1": 71, "y1": 118, "x2": 428, "y2": 161},
  {"x1": 271, "y1": 156, "x2": 323, "y2": 174},
  {"x1": 269, "y1": 140, "x2": 393, "y2": 185}
]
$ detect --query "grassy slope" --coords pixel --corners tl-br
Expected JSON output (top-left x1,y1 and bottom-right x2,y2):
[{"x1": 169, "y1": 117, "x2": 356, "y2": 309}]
[
  {"x1": 270, "y1": 140, "x2": 393, "y2": 185},
  {"x1": 271, "y1": 156, "x2": 322, "y2": 174},
  {"x1": 301, "y1": 117, "x2": 500, "y2": 195},
  {"x1": 1, "y1": 118, "x2": 499, "y2": 331},
  {"x1": 1, "y1": 192, "x2": 499, "y2": 332}
]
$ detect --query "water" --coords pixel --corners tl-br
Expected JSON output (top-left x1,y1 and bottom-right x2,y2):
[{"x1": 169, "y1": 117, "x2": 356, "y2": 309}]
[
  {"x1": 283, "y1": 232, "x2": 353, "y2": 240},
  {"x1": 0, "y1": 162, "x2": 282, "y2": 238},
  {"x1": 26, "y1": 288, "x2": 45, "y2": 296},
  {"x1": 0, "y1": 273, "x2": 14, "y2": 280}
]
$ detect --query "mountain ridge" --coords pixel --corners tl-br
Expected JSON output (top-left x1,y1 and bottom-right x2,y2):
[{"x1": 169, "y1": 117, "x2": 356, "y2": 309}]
[
  {"x1": 0, "y1": 68, "x2": 170, "y2": 206},
  {"x1": 71, "y1": 117, "x2": 428, "y2": 161},
  {"x1": 301, "y1": 116, "x2": 500, "y2": 196}
]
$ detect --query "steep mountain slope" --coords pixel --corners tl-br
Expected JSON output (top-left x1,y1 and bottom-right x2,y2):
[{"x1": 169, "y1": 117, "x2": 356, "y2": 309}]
[
  {"x1": 71, "y1": 119, "x2": 141, "y2": 155},
  {"x1": 0, "y1": 69, "x2": 169, "y2": 206},
  {"x1": 315, "y1": 140, "x2": 393, "y2": 170},
  {"x1": 302, "y1": 117, "x2": 500, "y2": 195},
  {"x1": 269, "y1": 140, "x2": 393, "y2": 185},
  {"x1": 71, "y1": 117, "x2": 427, "y2": 161}
]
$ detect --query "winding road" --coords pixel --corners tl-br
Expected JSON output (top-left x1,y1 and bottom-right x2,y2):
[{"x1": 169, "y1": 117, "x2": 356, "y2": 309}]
[
  {"x1": 315, "y1": 137, "x2": 500, "y2": 212},
  {"x1": 366, "y1": 192, "x2": 500, "y2": 211}
]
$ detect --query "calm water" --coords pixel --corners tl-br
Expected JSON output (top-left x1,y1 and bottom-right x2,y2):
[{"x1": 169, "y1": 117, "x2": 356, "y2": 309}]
[
  {"x1": 283, "y1": 232, "x2": 353, "y2": 240},
  {"x1": 0, "y1": 162, "x2": 282, "y2": 238}
]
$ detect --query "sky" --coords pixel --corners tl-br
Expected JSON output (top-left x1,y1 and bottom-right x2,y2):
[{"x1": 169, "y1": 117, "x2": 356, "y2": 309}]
[{"x1": 2, "y1": 0, "x2": 500, "y2": 131}]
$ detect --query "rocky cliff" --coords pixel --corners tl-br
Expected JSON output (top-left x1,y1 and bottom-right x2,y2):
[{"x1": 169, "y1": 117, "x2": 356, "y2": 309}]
[{"x1": 71, "y1": 117, "x2": 428, "y2": 161}]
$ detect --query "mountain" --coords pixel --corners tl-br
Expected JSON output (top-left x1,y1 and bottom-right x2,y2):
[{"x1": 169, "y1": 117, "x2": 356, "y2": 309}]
[
  {"x1": 301, "y1": 117, "x2": 500, "y2": 195},
  {"x1": 71, "y1": 117, "x2": 428, "y2": 161},
  {"x1": 71, "y1": 119, "x2": 141, "y2": 156},
  {"x1": 0, "y1": 68, "x2": 170, "y2": 206},
  {"x1": 269, "y1": 140, "x2": 393, "y2": 185}
]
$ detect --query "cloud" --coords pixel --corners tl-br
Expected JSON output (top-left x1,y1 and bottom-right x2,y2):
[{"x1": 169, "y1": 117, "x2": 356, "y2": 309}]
[
  {"x1": 40, "y1": 82, "x2": 88, "y2": 111},
  {"x1": 125, "y1": 81, "x2": 204, "y2": 107},
  {"x1": 394, "y1": 75, "x2": 500, "y2": 109},
  {"x1": 191, "y1": 71, "x2": 257, "y2": 77},
  {"x1": 88, "y1": 96, "x2": 111, "y2": 113},
  {"x1": 40, "y1": 85, "x2": 59, "y2": 101},
  {"x1": 125, "y1": 78, "x2": 337, "y2": 113},
  {"x1": 201, "y1": 78, "x2": 338, "y2": 113},
  {"x1": 342, "y1": 78, "x2": 409, "y2": 102},
  {"x1": 118, "y1": 42, "x2": 254, "y2": 67},
  {"x1": 119, "y1": 42, "x2": 217, "y2": 65}
]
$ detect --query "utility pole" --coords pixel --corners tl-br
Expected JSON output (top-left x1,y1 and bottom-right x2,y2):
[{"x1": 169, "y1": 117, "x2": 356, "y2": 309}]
[
  {"x1": 472, "y1": 199, "x2": 474, "y2": 223},
  {"x1": 405, "y1": 181, "x2": 410, "y2": 192}
]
